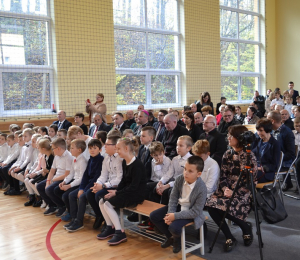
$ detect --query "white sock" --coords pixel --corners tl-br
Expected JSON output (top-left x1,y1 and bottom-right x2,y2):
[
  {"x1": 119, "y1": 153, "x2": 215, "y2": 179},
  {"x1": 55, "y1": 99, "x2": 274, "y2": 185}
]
[
  {"x1": 99, "y1": 199, "x2": 113, "y2": 226},
  {"x1": 33, "y1": 182, "x2": 40, "y2": 196},
  {"x1": 104, "y1": 201, "x2": 122, "y2": 231},
  {"x1": 24, "y1": 178, "x2": 34, "y2": 195}
]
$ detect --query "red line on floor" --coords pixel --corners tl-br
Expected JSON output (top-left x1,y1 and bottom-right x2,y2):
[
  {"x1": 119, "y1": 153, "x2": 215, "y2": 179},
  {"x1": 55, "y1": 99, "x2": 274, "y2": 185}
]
[{"x1": 46, "y1": 219, "x2": 62, "y2": 260}]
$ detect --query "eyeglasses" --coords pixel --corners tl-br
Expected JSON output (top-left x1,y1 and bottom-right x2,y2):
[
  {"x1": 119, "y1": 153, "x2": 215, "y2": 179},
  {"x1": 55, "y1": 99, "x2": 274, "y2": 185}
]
[{"x1": 223, "y1": 115, "x2": 232, "y2": 118}]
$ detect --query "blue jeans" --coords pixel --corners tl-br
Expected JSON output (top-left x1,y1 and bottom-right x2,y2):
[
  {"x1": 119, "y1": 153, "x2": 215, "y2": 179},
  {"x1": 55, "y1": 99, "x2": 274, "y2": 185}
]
[
  {"x1": 37, "y1": 180, "x2": 62, "y2": 207},
  {"x1": 54, "y1": 184, "x2": 79, "y2": 211}
]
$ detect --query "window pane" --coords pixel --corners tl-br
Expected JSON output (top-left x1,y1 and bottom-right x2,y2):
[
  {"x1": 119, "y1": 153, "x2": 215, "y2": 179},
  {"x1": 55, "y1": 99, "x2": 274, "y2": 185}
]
[
  {"x1": 148, "y1": 33, "x2": 175, "y2": 69},
  {"x1": 221, "y1": 76, "x2": 238, "y2": 101},
  {"x1": 151, "y1": 75, "x2": 177, "y2": 104},
  {"x1": 220, "y1": 10, "x2": 237, "y2": 38},
  {"x1": 239, "y1": 13, "x2": 259, "y2": 41},
  {"x1": 0, "y1": 0, "x2": 47, "y2": 15},
  {"x1": 220, "y1": 0, "x2": 237, "y2": 8},
  {"x1": 0, "y1": 17, "x2": 48, "y2": 65},
  {"x1": 113, "y1": 0, "x2": 145, "y2": 27},
  {"x1": 239, "y1": 43, "x2": 259, "y2": 72},
  {"x1": 221, "y1": 41, "x2": 237, "y2": 71},
  {"x1": 116, "y1": 74, "x2": 146, "y2": 105},
  {"x1": 2, "y1": 72, "x2": 50, "y2": 111},
  {"x1": 147, "y1": 0, "x2": 177, "y2": 31},
  {"x1": 241, "y1": 77, "x2": 257, "y2": 100},
  {"x1": 114, "y1": 30, "x2": 146, "y2": 68},
  {"x1": 238, "y1": 0, "x2": 258, "y2": 12}
]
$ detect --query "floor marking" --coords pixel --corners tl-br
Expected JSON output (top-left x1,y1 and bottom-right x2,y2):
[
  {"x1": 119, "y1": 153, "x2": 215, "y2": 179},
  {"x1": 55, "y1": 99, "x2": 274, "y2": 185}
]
[{"x1": 46, "y1": 219, "x2": 62, "y2": 260}]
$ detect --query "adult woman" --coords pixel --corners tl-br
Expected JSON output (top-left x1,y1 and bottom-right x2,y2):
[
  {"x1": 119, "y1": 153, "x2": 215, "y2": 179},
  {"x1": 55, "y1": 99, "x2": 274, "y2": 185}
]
[
  {"x1": 265, "y1": 91, "x2": 275, "y2": 115},
  {"x1": 196, "y1": 92, "x2": 214, "y2": 115},
  {"x1": 243, "y1": 106, "x2": 259, "y2": 125},
  {"x1": 130, "y1": 112, "x2": 139, "y2": 130},
  {"x1": 216, "y1": 104, "x2": 226, "y2": 126},
  {"x1": 85, "y1": 93, "x2": 107, "y2": 124},
  {"x1": 182, "y1": 111, "x2": 201, "y2": 143},
  {"x1": 234, "y1": 106, "x2": 245, "y2": 124},
  {"x1": 252, "y1": 119, "x2": 281, "y2": 183},
  {"x1": 206, "y1": 125, "x2": 257, "y2": 252}
]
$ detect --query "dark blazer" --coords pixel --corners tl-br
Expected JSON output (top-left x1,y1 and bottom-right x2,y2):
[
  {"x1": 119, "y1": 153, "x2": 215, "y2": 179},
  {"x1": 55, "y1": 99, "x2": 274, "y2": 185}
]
[
  {"x1": 119, "y1": 123, "x2": 130, "y2": 134},
  {"x1": 53, "y1": 120, "x2": 72, "y2": 131},
  {"x1": 284, "y1": 118, "x2": 295, "y2": 131},
  {"x1": 153, "y1": 122, "x2": 166, "y2": 142},
  {"x1": 124, "y1": 119, "x2": 136, "y2": 127},
  {"x1": 252, "y1": 135, "x2": 281, "y2": 181},
  {"x1": 188, "y1": 124, "x2": 202, "y2": 143},
  {"x1": 137, "y1": 145, "x2": 152, "y2": 181},
  {"x1": 218, "y1": 118, "x2": 241, "y2": 134},
  {"x1": 234, "y1": 113, "x2": 245, "y2": 124},
  {"x1": 253, "y1": 95, "x2": 265, "y2": 114},
  {"x1": 88, "y1": 122, "x2": 111, "y2": 136},
  {"x1": 291, "y1": 89, "x2": 299, "y2": 105},
  {"x1": 199, "y1": 128, "x2": 227, "y2": 167}
]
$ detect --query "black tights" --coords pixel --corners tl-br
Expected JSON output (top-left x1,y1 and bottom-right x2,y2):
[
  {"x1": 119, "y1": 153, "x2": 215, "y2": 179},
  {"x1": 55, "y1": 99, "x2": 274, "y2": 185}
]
[{"x1": 208, "y1": 207, "x2": 250, "y2": 240}]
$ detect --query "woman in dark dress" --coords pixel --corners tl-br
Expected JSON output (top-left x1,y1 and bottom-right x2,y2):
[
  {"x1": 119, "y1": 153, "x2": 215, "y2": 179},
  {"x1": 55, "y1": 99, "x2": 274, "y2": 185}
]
[
  {"x1": 182, "y1": 111, "x2": 201, "y2": 143},
  {"x1": 206, "y1": 125, "x2": 257, "y2": 252},
  {"x1": 196, "y1": 92, "x2": 214, "y2": 115}
]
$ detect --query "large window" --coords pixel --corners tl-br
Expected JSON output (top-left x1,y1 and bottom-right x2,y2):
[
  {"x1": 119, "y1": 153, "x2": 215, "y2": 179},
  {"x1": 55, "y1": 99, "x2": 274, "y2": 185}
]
[
  {"x1": 113, "y1": 0, "x2": 181, "y2": 109},
  {"x1": 0, "y1": 0, "x2": 53, "y2": 116},
  {"x1": 220, "y1": 0, "x2": 262, "y2": 103}
]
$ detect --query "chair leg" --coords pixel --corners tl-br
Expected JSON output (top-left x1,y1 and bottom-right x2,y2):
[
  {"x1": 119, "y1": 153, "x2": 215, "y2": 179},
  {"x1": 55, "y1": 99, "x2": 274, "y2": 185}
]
[
  {"x1": 200, "y1": 224, "x2": 205, "y2": 255},
  {"x1": 181, "y1": 226, "x2": 186, "y2": 260}
]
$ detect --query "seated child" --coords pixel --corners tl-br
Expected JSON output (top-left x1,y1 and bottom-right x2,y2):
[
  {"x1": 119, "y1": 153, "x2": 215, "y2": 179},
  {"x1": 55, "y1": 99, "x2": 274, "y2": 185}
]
[
  {"x1": 122, "y1": 129, "x2": 134, "y2": 139},
  {"x1": 0, "y1": 133, "x2": 8, "y2": 165},
  {"x1": 150, "y1": 156, "x2": 207, "y2": 254},
  {"x1": 38, "y1": 126, "x2": 48, "y2": 136},
  {"x1": 57, "y1": 129, "x2": 67, "y2": 139},
  {"x1": 96, "y1": 131, "x2": 107, "y2": 157},
  {"x1": 64, "y1": 139, "x2": 104, "y2": 232},
  {"x1": 54, "y1": 139, "x2": 88, "y2": 218},
  {"x1": 23, "y1": 123, "x2": 34, "y2": 129},
  {"x1": 9, "y1": 124, "x2": 21, "y2": 134},
  {"x1": 97, "y1": 138, "x2": 147, "y2": 245},
  {"x1": 33, "y1": 126, "x2": 40, "y2": 133},
  {"x1": 37, "y1": 138, "x2": 73, "y2": 215},
  {"x1": 48, "y1": 124, "x2": 58, "y2": 141},
  {"x1": 284, "y1": 95, "x2": 293, "y2": 116},
  {"x1": 132, "y1": 136, "x2": 141, "y2": 157},
  {"x1": 88, "y1": 135, "x2": 123, "y2": 229},
  {"x1": 192, "y1": 140, "x2": 220, "y2": 198}
]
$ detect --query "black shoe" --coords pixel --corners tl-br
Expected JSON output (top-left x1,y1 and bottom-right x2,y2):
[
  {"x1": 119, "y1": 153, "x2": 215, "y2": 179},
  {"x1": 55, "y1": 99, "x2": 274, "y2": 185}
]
[
  {"x1": 24, "y1": 194, "x2": 36, "y2": 206},
  {"x1": 4, "y1": 188, "x2": 12, "y2": 195},
  {"x1": 20, "y1": 183, "x2": 26, "y2": 192},
  {"x1": 66, "y1": 219, "x2": 84, "y2": 232},
  {"x1": 243, "y1": 222, "x2": 253, "y2": 247},
  {"x1": 161, "y1": 237, "x2": 173, "y2": 248},
  {"x1": 2, "y1": 181, "x2": 8, "y2": 190},
  {"x1": 173, "y1": 238, "x2": 181, "y2": 254},
  {"x1": 55, "y1": 207, "x2": 66, "y2": 217},
  {"x1": 64, "y1": 219, "x2": 75, "y2": 229},
  {"x1": 97, "y1": 225, "x2": 115, "y2": 240},
  {"x1": 127, "y1": 212, "x2": 139, "y2": 222},
  {"x1": 282, "y1": 183, "x2": 293, "y2": 192},
  {"x1": 44, "y1": 207, "x2": 57, "y2": 216},
  {"x1": 107, "y1": 230, "x2": 127, "y2": 245},
  {"x1": 33, "y1": 196, "x2": 42, "y2": 207},
  {"x1": 224, "y1": 238, "x2": 237, "y2": 252},
  {"x1": 7, "y1": 189, "x2": 22, "y2": 195},
  {"x1": 93, "y1": 216, "x2": 104, "y2": 230}
]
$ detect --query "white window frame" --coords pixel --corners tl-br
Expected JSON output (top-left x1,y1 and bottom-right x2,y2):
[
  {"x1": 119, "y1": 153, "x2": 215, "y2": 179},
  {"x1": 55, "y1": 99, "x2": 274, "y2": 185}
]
[
  {"x1": 220, "y1": 1, "x2": 262, "y2": 103},
  {"x1": 0, "y1": 0, "x2": 54, "y2": 117},
  {"x1": 114, "y1": 0, "x2": 181, "y2": 110}
]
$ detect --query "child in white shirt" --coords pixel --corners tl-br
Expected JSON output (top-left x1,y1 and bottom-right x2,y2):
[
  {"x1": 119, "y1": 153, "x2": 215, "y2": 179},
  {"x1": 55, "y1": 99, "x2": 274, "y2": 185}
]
[{"x1": 0, "y1": 133, "x2": 8, "y2": 163}]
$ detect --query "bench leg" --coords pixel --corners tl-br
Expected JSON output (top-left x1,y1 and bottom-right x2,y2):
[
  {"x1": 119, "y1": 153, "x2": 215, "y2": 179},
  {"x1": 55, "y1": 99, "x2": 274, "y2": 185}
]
[
  {"x1": 181, "y1": 226, "x2": 186, "y2": 260},
  {"x1": 120, "y1": 208, "x2": 124, "y2": 230},
  {"x1": 138, "y1": 214, "x2": 142, "y2": 223}
]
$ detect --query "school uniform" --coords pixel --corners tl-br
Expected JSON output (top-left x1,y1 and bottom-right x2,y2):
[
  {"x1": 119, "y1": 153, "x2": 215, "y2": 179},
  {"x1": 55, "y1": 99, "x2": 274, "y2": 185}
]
[
  {"x1": 0, "y1": 142, "x2": 8, "y2": 163},
  {"x1": 86, "y1": 153, "x2": 123, "y2": 218},
  {"x1": 137, "y1": 144, "x2": 152, "y2": 181},
  {"x1": 0, "y1": 143, "x2": 20, "y2": 184}
]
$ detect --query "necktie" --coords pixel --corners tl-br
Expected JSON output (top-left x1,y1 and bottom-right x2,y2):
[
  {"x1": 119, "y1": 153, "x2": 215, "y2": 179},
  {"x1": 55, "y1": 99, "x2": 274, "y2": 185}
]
[
  {"x1": 141, "y1": 147, "x2": 147, "y2": 163},
  {"x1": 155, "y1": 124, "x2": 162, "y2": 140},
  {"x1": 93, "y1": 126, "x2": 98, "y2": 138},
  {"x1": 58, "y1": 122, "x2": 61, "y2": 129}
]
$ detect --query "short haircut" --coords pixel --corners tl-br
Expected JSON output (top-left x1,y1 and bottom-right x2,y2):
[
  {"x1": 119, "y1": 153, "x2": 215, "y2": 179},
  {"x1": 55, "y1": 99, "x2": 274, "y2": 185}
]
[
  {"x1": 219, "y1": 104, "x2": 226, "y2": 112},
  {"x1": 18, "y1": 133, "x2": 23, "y2": 138},
  {"x1": 96, "y1": 131, "x2": 107, "y2": 143},
  {"x1": 268, "y1": 111, "x2": 281, "y2": 123},
  {"x1": 172, "y1": 110, "x2": 179, "y2": 116},
  {"x1": 39, "y1": 126, "x2": 48, "y2": 135},
  {"x1": 187, "y1": 156, "x2": 204, "y2": 172},
  {"x1": 107, "y1": 129, "x2": 122, "y2": 138},
  {"x1": 32, "y1": 134, "x2": 42, "y2": 140},
  {"x1": 52, "y1": 138, "x2": 67, "y2": 150},
  {"x1": 178, "y1": 135, "x2": 193, "y2": 148},
  {"x1": 201, "y1": 105, "x2": 212, "y2": 112},
  {"x1": 9, "y1": 124, "x2": 19, "y2": 130},
  {"x1": 107, "y1": 135, "x2": 120, "y2": 145},
  {"x1": 0, "y1": 133, "x2": 7, "y2": 139},
  {"x1": 14, "y1": 130, "x2": 22, "y2": 135},
  {"x1": 11, "y1": 125, "x2": 21, "y2": 131},
  {"x1": 49, "y1": 124, "x2": 58, "y2": 133},
  {"x1": 88, "y1": 138, "x2": 102, "y2": 150},
  {"x1": 248, "y1": 106, "x2": 257, "y2": 114},
  {"x1": 114, "y1": 112, "x2": 124, "y2": 118},
  {"x1": 58, "y1": 129, "x2": 67, "y2": 136},
  {"x1": 97, "y1": 93, "x2": 104, "y2": 99},
  {"x1": 93, "y1": 113, "x2": 104, "y2": 121},
  {"x1": 75, "y1": 112, "x2": 85, "y2": 120},
  {"x1": 38, "y1": 138, "x2": 52, "y2": 150},
  {"x1": 149, "y1": 141, "x2": 165, "y2": 155},
  {"x1": 23, "y1": 123, "x2": 35, "y2": 129},
  {"x1": 192, "y1": 139, "x2": 210, "y2": 155},
  {"x1": 221, "y1": 97, "x2": 226, "y2": 101},
  {"x1": 122, "y1": 129, "x2": 134, "y2": 137},
  {"x1": 289, "y1": 81, "x2": 294, "y2": 85},
  {"x1": 71, "y1": 139, "x2": 86, "y2": 153},
  {"x1": 68, "y1": 125, "x2": 84, "y2": 137},
  {"x1": 228, "y1": 125, "x2": 248, "y2": 148},
  {"x1": 159, "y1": 109, "x2": 168, "y2": 116},
  {"x1": 23, "y1": 128, "x2": 35, "y2": 136},
  {"x1": 7, "y1": 134, "x2": 15, "y2": 140},
  {"x1": 294, "y1": 117, "x2": 300, "y2": 125},
  {"x1": 296, "y1": 96, "x2": 300, "y2": 100},
  {"x1": 256, "y1": 119, "x2": 273, "y2": 133},
  {"x1": 141, "y1": 126, "x2": 156, "y2": 138},
  {"x1": 274, "y1": 90, "x2": 280, "y2": 95},
  {"x1": 205, "y1": 115, "x2": 217, "y2": 125},
  {"x1": 294, "y1": 106, "x2": 300, "y2": 113},
  {"x1": 225, "y1": 105, "x2": 235, "y2": 113}
]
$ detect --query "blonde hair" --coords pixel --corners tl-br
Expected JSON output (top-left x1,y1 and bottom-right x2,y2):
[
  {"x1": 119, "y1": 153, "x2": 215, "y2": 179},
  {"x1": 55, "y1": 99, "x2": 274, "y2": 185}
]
[
  {"x1": 178, "y1": 135, "x2": 193, "y2": 148},
  {"x1": 294, "y1": 117, "x2": 300, "y2": 124},
  {"x1": 23, "y1": 128, "x2": 35, "y2": 136},
  {"x1": 32, "y1": 134, "x2": 42, "y2": 141},
  {"x1": 52, "y1": 138, "x2": 67, "y2": 150},
  {"x1": 71, "y1": 139, "x2": 86, "y2": 153},
  {"x1": 67, "y1": 126, "x2": 84, "y2": 137},
  {"x1": 192, "y1": 139, "x2": 210, "y2": 155},
  {"x1": 38, "y1": 138, "x2": 52, "y2": 151},
  {"x1": 23, "y1": 123, "x2": 35, "y2": 129},
  {"x1": 96, "y1": 93, "x2": 104, "y2": 99},
  {"x1": 122, "y1": 129, "x2": 134, "y2": 138},
  {"x1": 149, "y1": 141, "x2": 165, "y2": 155},
  {"x1": 117, "y1": 137, "x2": 134, "y2": 153}
]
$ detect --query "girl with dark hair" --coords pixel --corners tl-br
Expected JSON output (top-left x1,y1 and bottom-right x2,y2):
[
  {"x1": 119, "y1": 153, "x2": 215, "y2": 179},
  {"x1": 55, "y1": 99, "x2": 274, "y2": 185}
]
[
  {"x1": 196, "y1": 92, "x2": 214, "y2": 115},
  {"x1": 182, "y1": 111, "x2": 202, "y2": 143}
]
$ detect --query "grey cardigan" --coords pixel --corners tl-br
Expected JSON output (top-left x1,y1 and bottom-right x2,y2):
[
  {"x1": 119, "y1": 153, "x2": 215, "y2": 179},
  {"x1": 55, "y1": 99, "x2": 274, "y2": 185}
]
[{"x1": 168, "y1": 175, "x2": 207, "y2": 230}]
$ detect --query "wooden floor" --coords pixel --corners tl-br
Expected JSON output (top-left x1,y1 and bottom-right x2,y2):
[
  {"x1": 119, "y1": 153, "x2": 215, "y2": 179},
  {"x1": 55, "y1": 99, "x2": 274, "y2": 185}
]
[{"x1": 0, "y1": 193, "x2": 205, "y2": 260}]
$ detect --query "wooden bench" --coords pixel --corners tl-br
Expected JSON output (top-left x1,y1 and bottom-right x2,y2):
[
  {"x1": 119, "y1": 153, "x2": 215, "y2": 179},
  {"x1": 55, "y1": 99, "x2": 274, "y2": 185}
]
[{"x1": 120, "y1": 200, "x2": 205, "y2": 259}]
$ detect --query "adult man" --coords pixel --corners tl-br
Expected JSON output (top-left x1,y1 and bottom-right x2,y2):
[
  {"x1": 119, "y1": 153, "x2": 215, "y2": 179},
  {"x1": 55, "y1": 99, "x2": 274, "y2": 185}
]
[
  {"x1": 53, "y1": 110, "x2": 72, "y2": 131},
  {"x1": 194, "y1": 112, "x2": 205, "y2": 136},
  {"x1": 137, "y1": 104, "x2": 144, "y2": 111},
  {"x1": 267, "y1": 111, "x2": 295, "y2": 191},
  {"x1": 190, "y1": 103, "x2": 197, "y2": 114},
  {"x1": 153, "y1": 109, "x2": 168, "y2": 142},
  {"x1": 133, "y1": 110, "x2": 150, "y2": 136},
  {"x1": 162, "y1": 113, "x2": 189, "y2": 159},
  {"x1": 88, "y1": 113, "x2": 111, "y2": 137},
  {"x1": 217, "y1": 108, "x2": 241, "y2": 134},
  {"x1": 124, "y1": 110, "x2": 135, "y2": 127},
  {"x1": 288, "y1": 81, "x2": 299, "y2": 105},
  {"x1": 172, "y1": 110, "x2": 185, "y2": 127},
  {"x1": 113, "y1": 112, "x2": 130, "y2": 134},
  {"x1": 199, "y1": 115, "x2": 227, "y2": 167},
  {"x1": 253, "y1": 91, "x2": 265, "y2": 116},
  {"x1": 280, "y1": 109, "x2": 294, "y2": 130}
]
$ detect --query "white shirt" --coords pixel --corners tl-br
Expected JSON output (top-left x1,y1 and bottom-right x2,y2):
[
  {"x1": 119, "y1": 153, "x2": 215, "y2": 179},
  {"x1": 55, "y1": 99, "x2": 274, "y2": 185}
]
[
  {"x1": 57, "y1": 120, "x2": 65, "y2": 130},
  {"x1": 0, "y1": 142, "x2": 9, "y2": 162},
  {"x1": 101, "y1": 145, "x2": 107, "y2": 158},
  {"x1": 200, "y1": 156, "x2": 220, "y2": 198},
  {"x1": 284, "y1": 103, "x2": 293, "y2": 116},
  {"x1": 52, "y1": 150, "x2": 73, "y2": 178},
  {"x1": 83, "y1": 136, "x2": 92, "y2": 160},
  {"x1": 3, "y1": 143, "x2": 21, "y2": 165},
  {"x1": 161, "y1": 152, "x2": 192, "y2": 187},
  {"x1": 12, "y1": 144, "x2": 27, "y2": 168},
  {"x1": 26, "y1": 148, "x2": 39, "y2": 171},
  {"x1": 150, "y1": 155, "x2": 171, "y2": 182},
  {"x1": 292, "y1": 130, "x2": 300, "y2": 147},
  {"x1": 270, "y1": 98, "x2": 285, "y2": 107},
  {"x1": 97, "y1": 153, "x2": 123, "y2": 188},
  {"x1": 178, "y1": 180, "x2": 196, "y2": 211},
  {"x1": 19, "y1": 140, "x2": 35, "y2": 169},
  {"x1": 64, "y1": 153, "x2": 88, "y2": 187}
]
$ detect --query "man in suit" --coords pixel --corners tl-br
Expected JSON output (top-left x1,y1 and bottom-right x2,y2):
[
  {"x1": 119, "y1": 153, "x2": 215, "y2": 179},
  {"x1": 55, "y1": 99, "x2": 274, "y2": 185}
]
[
  {"x1": 153, "y1": 109, "x2": 168, "y2": 142},
  {"x1": 199, "y1": 115, "x2": 227, "y2": 167},
  {"x1": 288, "y1": 81, "x2": 299, "y2": 105},
  {"x1": 88, "y1": 113, "x2": 111, "y2": 137},
  {"x1": 281, "y1": 109, "x2": 294, "y2": 130},
  {"x1": 133, "y1": 110, "x2": 150, "y2": 136},
  {"x1": 112, "y1": 112, "x2": 129, "y2": 134},
  {"x1": 53, "y1": 110, "x2": 72, "y2": 131},
  {"x1": 194, "y1": 112, "x2": 205, "y2": 136}
]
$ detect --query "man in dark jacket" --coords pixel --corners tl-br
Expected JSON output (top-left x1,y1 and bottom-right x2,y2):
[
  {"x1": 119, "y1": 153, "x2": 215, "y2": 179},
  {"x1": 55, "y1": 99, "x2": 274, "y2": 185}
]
[
  {"x1": 253, "y1": 91, "x2": 265, "y2": 116},
  {"x1": 280, "y1": 109, "x2": 294, "y2": 130},
  {"x1": 218, "y1": 108, "x2": 241, "y2": 134},
  {"x1": 53, "y1": 110, "x2": 72, "y2": 131},
  {"x1": 153, "y1": 109, "x2": 168, "y2": 142}
]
